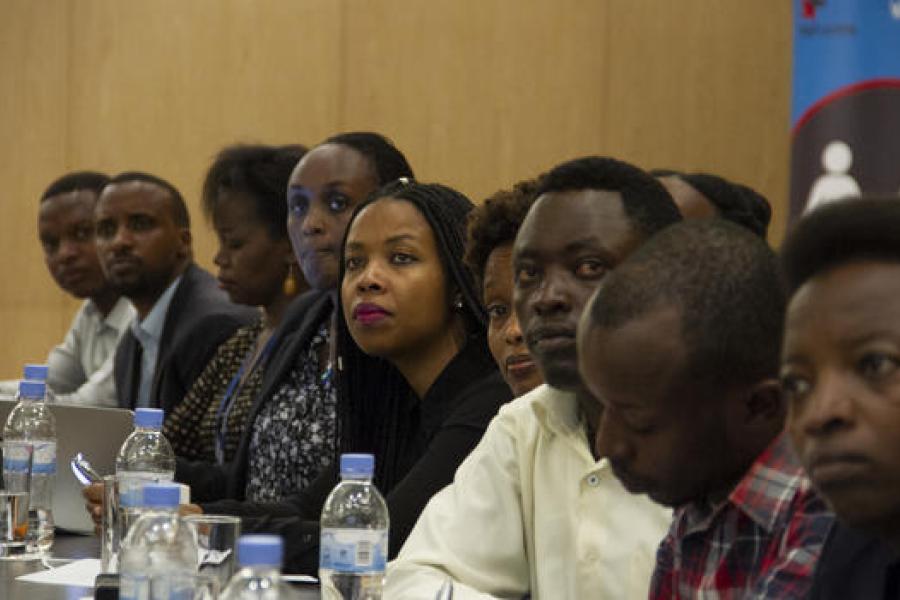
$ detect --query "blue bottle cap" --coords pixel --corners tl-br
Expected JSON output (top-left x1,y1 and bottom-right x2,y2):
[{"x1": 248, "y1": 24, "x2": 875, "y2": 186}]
[
  {"x1": 340, "y1": 453, "x2": 375, "y2": 478},
  {"x1": 23, "y1": 364, "x2": 48, "y2": 381},
  {"x1": 237, "y1": 535, "x2": 283, "y2": 567},
  {"x1": 18, "y1": 379, "x2": 46, "y2": 399},
  {"x1": 134, "y1": 408, "x2": 164, "y2": 429},
  {"x1": 142, "y1": 483, "x2": 180, "y2": 508}
]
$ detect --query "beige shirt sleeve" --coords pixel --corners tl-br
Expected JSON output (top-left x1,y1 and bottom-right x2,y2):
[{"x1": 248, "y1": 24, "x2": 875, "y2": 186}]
[{"x1": 386, "y1": 408, "x2": 530, "y2": 600}]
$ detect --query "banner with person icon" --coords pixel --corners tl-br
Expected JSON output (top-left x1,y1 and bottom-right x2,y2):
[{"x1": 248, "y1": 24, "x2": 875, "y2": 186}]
[{"x1": 790, "y1": 1, "x2": 900, "y2": 219}]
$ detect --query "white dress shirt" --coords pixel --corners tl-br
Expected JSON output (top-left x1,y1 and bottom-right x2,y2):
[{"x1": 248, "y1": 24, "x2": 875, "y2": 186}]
[
  {"x1": 130, "y1": 276, "x2": 181, "y2": 409},
  {"x1": 385, "y1": 384, "x2": 672, "y2": 599},
  {"x1": 45, "y1": 296, "x2": 136, "y2": 407}
]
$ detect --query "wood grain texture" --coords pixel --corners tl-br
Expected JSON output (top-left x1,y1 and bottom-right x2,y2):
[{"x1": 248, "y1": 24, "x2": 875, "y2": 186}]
[{"x1": 0, "y1": 0, "x2": 791, "y2": 376}]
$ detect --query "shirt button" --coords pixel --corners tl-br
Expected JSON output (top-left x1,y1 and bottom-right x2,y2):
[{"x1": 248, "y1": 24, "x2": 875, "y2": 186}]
[{"x1": 586, "y1": 474, "x2": 600, "y2": 487}]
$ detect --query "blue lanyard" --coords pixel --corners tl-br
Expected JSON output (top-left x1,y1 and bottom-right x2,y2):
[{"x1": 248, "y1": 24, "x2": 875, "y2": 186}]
[{"x1": 214, "y1": 333, "x2": 279, "y2": 464}]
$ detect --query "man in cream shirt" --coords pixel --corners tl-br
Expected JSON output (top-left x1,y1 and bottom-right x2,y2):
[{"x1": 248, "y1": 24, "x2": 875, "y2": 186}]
[{"x1": 386, "y1": 157, "x2": 677, "y2": 598}]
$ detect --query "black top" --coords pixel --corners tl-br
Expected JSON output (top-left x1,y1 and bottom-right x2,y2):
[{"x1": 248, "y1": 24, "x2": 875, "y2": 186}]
[
  {"x1": 199, "y1": 338, "x2": 512, "y2": 574},
  {"x1": 114, "y1": 263, "x2": 256, "y2": 414},
  {"x1": 809, "y1": 522, "x2": 900, "y2": 600},
  {"x1": 176, "y1": 290, "x2": 334, "y2": 502}
]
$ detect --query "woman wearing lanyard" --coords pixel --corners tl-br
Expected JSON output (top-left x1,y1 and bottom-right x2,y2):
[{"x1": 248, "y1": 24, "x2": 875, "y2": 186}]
[
  {"x1": 162, "y1": 143, "x2": 308, "y2": 464},
  {"x1": 177, "y1": 132, "x2": 416, "y2": 504},
  {"x1": 194, "y1": 181, "x2": 512, "y2": 573},
  {"x1": 82, "y1": 134, "x2": 415, "y2": 526}
]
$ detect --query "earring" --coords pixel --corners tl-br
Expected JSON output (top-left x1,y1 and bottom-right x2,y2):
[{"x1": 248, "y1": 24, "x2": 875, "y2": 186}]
[
  {"x1": 453, "y1": 294, "x2": 464, "y2": 310},
  {"x1": 283, "y1": 264, "x2": 298, "y2": 296}
]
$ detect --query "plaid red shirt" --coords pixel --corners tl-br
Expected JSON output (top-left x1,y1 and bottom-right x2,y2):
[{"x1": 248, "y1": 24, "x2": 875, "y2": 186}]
[{"x1": 649, "y1": 433, "x2": 834, "y2": 600}]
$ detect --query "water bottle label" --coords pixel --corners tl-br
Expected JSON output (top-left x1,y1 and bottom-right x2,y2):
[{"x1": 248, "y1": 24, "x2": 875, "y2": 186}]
[
  {"x1": 1, "y1": 441, "x2": 56, "y2": 474},
  {"x1": 33, "y1": 441, "x2": 56, "y2": 475},
  {"x1": 320, "y1": 527, "x2": 388, "y2": 573},
  {"x1": 117, "y1": 472, "x2": 173, "y2": 507},
  {"x1": 119, "y1": 573, "x2": 146, "y2": 600},
  {"x1": 118, "y1": 476, "x2": 145, "y2": 508},
  {"x1": 2, "y1": 442, "x2": 30, "y2": 473}
]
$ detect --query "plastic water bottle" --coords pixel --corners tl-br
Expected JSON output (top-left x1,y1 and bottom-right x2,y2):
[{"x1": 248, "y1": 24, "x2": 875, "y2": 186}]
[
  {"x1": 119, "y1": 483, "x2": 198, "y2": 600},
  {"x1": 319, "y1": 454, "x2": 389, "y2": 600},
  {"x1": 221, "y1": 535, "x2": 301, "y2": 600},
  {"x1": 116, "y1": 408, "x2": 176, "y2": 530},
  {"x1": 2, "y1": 378, "x2": 56, "y2": 553}
]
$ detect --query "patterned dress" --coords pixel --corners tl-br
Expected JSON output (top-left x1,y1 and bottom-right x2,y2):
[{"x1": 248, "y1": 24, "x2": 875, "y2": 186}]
[
  {"x1": 244, "y1": 322, "x2": 338, "y2": 503},
  {"x1": 163, "y1": 319, "x2": 265, "y2": 463}
]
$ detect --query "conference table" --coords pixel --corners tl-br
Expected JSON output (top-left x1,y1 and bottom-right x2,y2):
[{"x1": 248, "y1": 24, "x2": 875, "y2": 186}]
[{"x1": 0, "y1": 534, "x2": 320, "y2": 599}]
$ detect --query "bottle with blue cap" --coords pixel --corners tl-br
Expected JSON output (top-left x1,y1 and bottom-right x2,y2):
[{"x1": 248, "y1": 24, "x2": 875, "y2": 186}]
[
  {"x1": 21, "y1": 363, "x2": 54, "y2": 403},
  {"x1": 119, "y1": 482, "x2": 198, "y2": 600},
  {"x1": 116, "y1": 408, "x2": 176, "y2": 508},
  {"x1": 115, "y1": 408, "x2": 176, "y2": 549},
  {"x1": 2, "y1": 375, "x2": 57, "y2": 554},
  {"x1": 319, "y1": 453, "x2": 389, "y2": 600},
  {"x1": 221, "y1": 535, "x2": 302, "y2": 599}
]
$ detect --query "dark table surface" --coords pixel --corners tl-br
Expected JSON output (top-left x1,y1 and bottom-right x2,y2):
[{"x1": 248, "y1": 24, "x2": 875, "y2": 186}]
[{"x1": 1, "y1": 534, "x2": 320, "y2": 599}]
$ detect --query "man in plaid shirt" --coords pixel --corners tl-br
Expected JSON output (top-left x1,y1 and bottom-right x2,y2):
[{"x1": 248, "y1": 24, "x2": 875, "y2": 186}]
[{"x1": 578, "y1": 219, "x2": 834, "y2": 599}]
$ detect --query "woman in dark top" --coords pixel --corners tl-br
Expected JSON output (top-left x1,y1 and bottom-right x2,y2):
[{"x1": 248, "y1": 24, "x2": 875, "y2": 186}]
[
  {"x1": 199, "y1": 181, "x2": 512, "y2": 574},
  {"x1": 176, "y1": 132, "x2": 416, "y2": 503},
  {"x1": 163, "y1": 143, "x2": 307, "y2": 463}
]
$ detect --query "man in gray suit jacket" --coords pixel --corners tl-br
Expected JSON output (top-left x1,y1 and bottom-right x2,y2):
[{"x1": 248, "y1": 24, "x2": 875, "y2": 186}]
[{"x1": 94, "y1": 171, "x2": 254, "y2": 414}]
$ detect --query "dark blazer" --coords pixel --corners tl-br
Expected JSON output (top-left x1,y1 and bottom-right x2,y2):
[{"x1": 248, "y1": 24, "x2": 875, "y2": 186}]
[
  {"x1": 808, "y1": 522, "x2": 900, "y2": 600},
  {"x1": 114, "y1": 263, "x2": 256, "y2": 414},
  {"x1": 176, "y1": 289, "x2": 333, "y2": 502}
]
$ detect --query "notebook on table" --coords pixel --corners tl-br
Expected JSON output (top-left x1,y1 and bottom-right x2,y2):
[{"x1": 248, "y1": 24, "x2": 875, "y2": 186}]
[{"x1": 0, "y1": 396, "x2": 133, "y2": 534}]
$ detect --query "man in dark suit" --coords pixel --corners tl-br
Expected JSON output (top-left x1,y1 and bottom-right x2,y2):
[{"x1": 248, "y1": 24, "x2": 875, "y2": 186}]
[{"x1": 94, "y1": 171, "x2": 254, "y2": 413}]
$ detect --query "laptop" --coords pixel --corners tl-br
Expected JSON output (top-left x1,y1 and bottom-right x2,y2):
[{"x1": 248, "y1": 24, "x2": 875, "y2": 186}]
[{"x1": 0, "y1": 396, "x2": 133, "y2": 534}]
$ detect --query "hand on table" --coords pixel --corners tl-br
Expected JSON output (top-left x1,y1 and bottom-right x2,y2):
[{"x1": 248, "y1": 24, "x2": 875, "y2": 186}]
[
  {"x1": 82, "y1": 482, "x2": 103, "y2": 535},
  {"x1": 179, "y1": 503, "x2": 203, "y2": 517}
]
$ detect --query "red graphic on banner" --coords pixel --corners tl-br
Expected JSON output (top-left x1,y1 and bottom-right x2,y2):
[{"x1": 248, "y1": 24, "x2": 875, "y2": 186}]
[{"x1": 802, "y1": 0, "x2": 825, "y2": 19}]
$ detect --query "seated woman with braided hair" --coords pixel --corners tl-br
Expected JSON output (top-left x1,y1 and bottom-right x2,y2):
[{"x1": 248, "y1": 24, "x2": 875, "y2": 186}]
[{"x1": 197, "y1": 180, "x2": 512, "y2": 574}]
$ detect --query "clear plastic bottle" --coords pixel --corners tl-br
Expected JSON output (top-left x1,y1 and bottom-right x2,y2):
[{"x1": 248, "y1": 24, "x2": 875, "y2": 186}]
[
  {"x1": 221, "y1": 535, "x2": 302, "y2": 600},
  {"x1": 2, "y1": 378, "x2": 56, "y2": 554},
  {"x1": 116, "y1": 408, "x2": 176, "y2": 532},
  {"x1": 119, "y1": 483, "x2": 198, "y2": 600},
  {"x1": 319, "y1": 454, "x2": 389, "y2": 600}
]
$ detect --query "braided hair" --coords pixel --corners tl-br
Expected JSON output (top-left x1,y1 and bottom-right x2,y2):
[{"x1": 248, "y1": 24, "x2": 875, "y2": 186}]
[{"x1": 334, "y1": 180, "x2": 486, "y2": 489}]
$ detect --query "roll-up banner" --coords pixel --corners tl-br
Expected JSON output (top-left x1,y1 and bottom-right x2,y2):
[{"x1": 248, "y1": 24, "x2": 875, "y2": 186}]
[{"x1": 790, "y1": 0, "x2": 900, "y2": 220}]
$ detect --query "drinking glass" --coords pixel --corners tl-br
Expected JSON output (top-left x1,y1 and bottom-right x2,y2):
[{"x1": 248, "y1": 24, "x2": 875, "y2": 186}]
[
  {"x1": 185, "y1": 514, "x2": 241, "y2": 589},
  {"x1": 0, "y1": 442, "x2": 32, "y2": 559},
  {"x1": 148, "y1": 571, "x2": 219, "y2": 600}
]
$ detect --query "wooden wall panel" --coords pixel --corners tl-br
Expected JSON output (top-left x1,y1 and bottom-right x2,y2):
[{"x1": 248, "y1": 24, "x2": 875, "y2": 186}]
[
  {"x1": 65, "y1": 0, "x2": 344, "y2": 264},
  {"x1": 0, "y1": 0, "x2": 792, "y2": 376},
  {"x1": 603, "y1": 1, "x2": 792, "y2": 242},
  {"x1": 342, "y1": 0, "x2": 613, "y2": 200},
  {"x1": 0, "y1": 2, "x2": 75, "y2": 374}
]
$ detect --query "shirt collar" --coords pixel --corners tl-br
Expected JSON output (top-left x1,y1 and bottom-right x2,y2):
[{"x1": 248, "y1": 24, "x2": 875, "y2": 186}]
[
  {"x1": 529, "y1": 384, "x2": 609, "y2": 471},
  {"x1": 530, "y1": 384, "x2": 582, "y2": 437},
  {"x1": 682, "y1": 433, "x2": 807, "y2": 535},
  {"x1": 131, "y1": 275, "x2": 182, "y2": 343},
  {"x1": 102, "y1": 297, "x2": 136, "y2": 332},
  {"x1": 728, "y1": 432, "x2": 808, "y2": 533}
]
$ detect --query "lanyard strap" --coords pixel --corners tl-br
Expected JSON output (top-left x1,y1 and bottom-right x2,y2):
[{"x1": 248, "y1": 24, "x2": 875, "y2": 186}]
[{"x1": 214, "y1": 332, "x2": 279, "y2": 464}]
